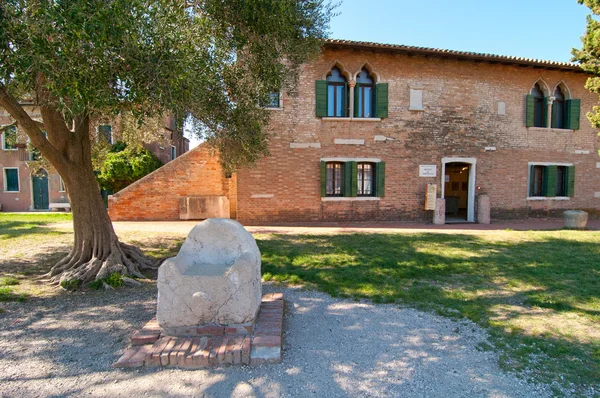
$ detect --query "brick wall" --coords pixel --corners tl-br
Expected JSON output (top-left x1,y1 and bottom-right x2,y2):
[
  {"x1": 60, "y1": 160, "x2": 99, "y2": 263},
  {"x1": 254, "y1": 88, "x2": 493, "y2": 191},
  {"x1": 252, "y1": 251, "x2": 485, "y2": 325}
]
[
  {"x1": 235, "y1": 46, "x2": 600, "y2": 224},
  {"x1": 108, "y1": 145, "x2": 235, "y2": 220}
]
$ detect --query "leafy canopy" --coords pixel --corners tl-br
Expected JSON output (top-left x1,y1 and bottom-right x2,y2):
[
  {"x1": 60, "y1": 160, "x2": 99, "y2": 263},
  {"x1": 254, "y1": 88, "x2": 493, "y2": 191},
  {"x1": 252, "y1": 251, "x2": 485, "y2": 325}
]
[
  {"x1": 573, "y1": 0, "x2": 600, "y2": 132},
  {"x1": 0, "y1": 0, "x2": 334, "y2": 169}
]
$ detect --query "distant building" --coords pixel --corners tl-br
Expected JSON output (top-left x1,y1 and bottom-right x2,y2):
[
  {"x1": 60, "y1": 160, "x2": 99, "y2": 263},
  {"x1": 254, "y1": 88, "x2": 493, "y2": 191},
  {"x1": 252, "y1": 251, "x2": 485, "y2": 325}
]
[{"x1": 0, "y1": 105, "x2": 188, "y2": 212}]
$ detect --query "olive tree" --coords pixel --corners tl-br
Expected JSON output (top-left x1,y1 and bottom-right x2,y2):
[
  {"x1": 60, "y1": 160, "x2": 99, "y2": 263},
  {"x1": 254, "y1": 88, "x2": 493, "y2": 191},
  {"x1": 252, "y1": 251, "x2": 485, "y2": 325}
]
[{"x1": 0, "y1": 0, "x2": 333, "y2": 285}]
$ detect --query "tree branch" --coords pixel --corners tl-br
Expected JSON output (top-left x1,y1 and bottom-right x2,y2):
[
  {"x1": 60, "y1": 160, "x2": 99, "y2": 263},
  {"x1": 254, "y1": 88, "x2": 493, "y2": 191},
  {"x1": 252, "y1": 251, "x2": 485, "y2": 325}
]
[{"x1": 0, "y1": 83, "x2": 63, "y2": 163}]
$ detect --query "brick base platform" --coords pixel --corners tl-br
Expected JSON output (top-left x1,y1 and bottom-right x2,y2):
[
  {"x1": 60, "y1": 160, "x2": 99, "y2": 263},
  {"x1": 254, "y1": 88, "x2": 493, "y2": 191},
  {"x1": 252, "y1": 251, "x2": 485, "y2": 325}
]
[{"x1": 114, "y1": 293, "x2": 283, "y2": 368}]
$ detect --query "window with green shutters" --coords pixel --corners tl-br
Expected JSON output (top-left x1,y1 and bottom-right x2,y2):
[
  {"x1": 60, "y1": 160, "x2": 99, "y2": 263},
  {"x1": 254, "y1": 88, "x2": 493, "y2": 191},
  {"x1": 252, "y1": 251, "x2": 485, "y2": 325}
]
[
  {"x1": 316, "y1": 66, "x2": 389, "y2": 119},
  {"x1": 320, "y1": 160, "x2": 385, "y2": 198},
  {"x1": 3, "y1": 168, "x2": 19, "y2": 192},
  {"x1": 526, "y1": 82, "x2": 581, "y2": 130},
  {"x1": 529, "y1": 164, "x2": 574, "y2": 198}
]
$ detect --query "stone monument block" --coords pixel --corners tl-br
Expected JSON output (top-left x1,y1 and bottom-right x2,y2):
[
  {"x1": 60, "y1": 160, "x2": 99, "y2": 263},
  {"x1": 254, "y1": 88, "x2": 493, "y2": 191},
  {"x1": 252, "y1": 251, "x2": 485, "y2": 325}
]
[
  {"x1": 477, "y1": 194, "x2": 491, "y2": 225},
  {"x1": 433, "y1": 198, "x2": 445, "y2": 225},
  {"x1": 564, "y1": 210, "x2": 588, "y2": 229},
  {"x1": 157, "y1": 218, "x2": 261, "y2": 335}
]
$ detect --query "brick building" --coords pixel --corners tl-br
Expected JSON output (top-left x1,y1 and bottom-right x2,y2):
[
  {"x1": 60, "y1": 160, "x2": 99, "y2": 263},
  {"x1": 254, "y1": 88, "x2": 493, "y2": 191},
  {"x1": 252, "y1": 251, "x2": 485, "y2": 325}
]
[
  {"x1": 0, "y1": 106, "x2": 188, "y2": 212},
  {"x1": 109, "y1": 39, "x2": 600, "y2": 224}
]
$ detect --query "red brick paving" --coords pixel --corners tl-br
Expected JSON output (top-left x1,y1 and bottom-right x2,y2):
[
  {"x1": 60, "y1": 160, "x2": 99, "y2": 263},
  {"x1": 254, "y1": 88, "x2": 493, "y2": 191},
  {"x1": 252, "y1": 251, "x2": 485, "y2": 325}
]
[{"x1": 114, "y1": 293, "x2": 284, "y2": 368}]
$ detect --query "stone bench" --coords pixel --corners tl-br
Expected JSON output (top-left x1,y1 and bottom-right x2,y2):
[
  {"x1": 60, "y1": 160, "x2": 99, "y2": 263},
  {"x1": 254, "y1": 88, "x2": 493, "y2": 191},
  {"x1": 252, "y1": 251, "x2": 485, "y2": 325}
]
[{"x1": 49, "y1": 202, "x2": 71, "y2": 212}]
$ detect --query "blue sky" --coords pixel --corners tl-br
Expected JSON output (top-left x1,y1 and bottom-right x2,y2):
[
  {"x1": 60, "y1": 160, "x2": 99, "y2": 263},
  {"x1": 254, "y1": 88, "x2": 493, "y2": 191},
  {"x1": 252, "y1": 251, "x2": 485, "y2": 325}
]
[{"x1": 329, "y1": 0, "x2": 590, "y2": 63}]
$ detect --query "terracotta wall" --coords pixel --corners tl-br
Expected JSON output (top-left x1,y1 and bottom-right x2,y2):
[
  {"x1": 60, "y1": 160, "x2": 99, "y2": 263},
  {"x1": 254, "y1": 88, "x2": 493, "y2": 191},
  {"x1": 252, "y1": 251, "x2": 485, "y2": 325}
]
[{"x1": 108, "y1": 145, "x2": 235, "y2": 220}]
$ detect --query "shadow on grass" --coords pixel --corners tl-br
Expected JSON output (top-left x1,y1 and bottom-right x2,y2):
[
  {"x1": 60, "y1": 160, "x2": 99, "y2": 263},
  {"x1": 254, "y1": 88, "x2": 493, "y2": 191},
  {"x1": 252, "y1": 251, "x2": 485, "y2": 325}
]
[{"x1": 257, "y1": 232, "x2": 600, "y2": 392}]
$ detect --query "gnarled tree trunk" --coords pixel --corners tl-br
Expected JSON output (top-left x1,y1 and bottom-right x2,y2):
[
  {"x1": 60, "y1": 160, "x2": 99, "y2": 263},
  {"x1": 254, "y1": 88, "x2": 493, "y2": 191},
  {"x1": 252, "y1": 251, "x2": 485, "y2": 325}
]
[
  {"x1": 47, "y1": 161, "x2": 156, "y2": 286},
  {"x1": 0, "y1": 84, "x2": 157, "y2": 287}
]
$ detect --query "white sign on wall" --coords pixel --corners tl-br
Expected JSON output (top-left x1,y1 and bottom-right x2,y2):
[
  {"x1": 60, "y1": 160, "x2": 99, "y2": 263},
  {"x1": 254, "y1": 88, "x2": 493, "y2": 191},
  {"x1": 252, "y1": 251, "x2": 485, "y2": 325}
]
[{"x1": 419, "y1": 165, "x2": 437, "y2": 177}]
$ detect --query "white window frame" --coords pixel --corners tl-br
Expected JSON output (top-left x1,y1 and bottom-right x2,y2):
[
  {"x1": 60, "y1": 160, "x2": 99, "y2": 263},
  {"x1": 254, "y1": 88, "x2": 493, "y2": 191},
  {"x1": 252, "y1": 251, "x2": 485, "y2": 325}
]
[
  {"x1": 526, "y1": 161, "x2": 573, "y2": 200},
  {"x1": 3, "y1": 167, "x2": 20, "y2": 192},
  {"x1": 59, "y1": 176, "x2": 66, "y2": 192},
  {"x1": 2, "y1": 126, "x2": 18, "y2": 151}
]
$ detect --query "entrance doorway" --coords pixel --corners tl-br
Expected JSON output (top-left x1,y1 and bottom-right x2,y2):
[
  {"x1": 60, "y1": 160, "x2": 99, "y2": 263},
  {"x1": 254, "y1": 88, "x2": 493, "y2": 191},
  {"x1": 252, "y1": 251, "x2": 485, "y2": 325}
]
[
  {"x1": 32, "y1": 169, "x2": 49, "y2": 210},
  {"x1": 441, "y1": 157, "x2": 476, "y2": 223}
]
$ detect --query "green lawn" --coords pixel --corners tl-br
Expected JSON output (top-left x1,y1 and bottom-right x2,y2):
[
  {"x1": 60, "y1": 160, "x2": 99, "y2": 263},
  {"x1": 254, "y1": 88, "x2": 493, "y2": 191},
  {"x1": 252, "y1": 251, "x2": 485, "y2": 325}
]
[
  {"x1": 257, "y1": 231, "x2": 600, "y2": 393},
  {"x1": 1, "y1": 213, "x2": 599, "y2": 393}
]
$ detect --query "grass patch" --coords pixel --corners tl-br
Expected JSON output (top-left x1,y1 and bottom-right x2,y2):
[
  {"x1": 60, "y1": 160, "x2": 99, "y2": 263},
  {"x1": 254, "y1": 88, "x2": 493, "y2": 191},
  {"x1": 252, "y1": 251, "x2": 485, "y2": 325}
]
[
  {"x1": 0, "y1": 276, "x2": 20, "y2": 286},
  {"x1": 0, "y1": 286, "x2": 28, "y2": 302},
  {"x1": 257, "y1": 231, "x2": 600, "y2": 393}
]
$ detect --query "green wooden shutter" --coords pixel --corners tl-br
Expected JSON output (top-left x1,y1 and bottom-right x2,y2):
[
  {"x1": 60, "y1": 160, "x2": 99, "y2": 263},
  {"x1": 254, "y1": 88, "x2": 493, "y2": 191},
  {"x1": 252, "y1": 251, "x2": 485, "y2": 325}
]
[
  {"x1": 541, "y1": 166, "x2": 549, "y2": 197},
  {"x1": 5, "y1": 169, "x2": 19, "y2": 191},
  {"x1": 529, "y1": 165, "x2": 534, "y2": 196},
  {"x1": 544, "y1": 165, "x2": 557, "y2": 197},
  {"x1": 315, "y1": 81, "x2": 327, "y2": 117},
  {"x1": 566, "y1": 166, "x2": 575, "y2": 197},
  {"x1": 525, "y1": 94, "x2": 535, "y2": 127},
  {"x1": 320, "y1": 161, "x2": 327, "y2": 197},
  {"x1": 565, "y1": 99, "x2": 581, "y2": 130},
  {"x1": 350, "y1": 162, "x2": 358, "y2": 197},
  {"x1": 376, "y1": 161, "x2": 386, "y2": 197},
  {"x1": 354, "y1": 83, "x2": 360, "y2": 117},
  {"x1": 542, "y1": 97, "x2": 549, "y2": 128},
  {"x1": 375, "y1": 83, "x2": 389, "y2": 118}
]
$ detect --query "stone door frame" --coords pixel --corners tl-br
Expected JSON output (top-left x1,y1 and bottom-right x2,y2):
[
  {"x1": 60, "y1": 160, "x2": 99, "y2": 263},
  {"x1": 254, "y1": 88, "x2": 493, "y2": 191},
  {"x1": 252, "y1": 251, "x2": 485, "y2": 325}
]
[{"x1": 440, "y1": 157, "x2": 477, "y2": 222}]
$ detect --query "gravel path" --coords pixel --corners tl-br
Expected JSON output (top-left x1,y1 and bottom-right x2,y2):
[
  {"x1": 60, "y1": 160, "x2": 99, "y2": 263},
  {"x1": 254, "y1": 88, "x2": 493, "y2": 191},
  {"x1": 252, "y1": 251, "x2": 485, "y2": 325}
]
[{"x1": 0, "y1": 285, "x2": 551, "y2": 397}]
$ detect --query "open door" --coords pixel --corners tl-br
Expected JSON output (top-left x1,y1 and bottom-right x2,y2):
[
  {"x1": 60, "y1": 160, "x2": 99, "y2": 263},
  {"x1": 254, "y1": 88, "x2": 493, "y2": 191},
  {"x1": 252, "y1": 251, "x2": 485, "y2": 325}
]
[{"x1": 441, "y1": 157, "x2": 476, "y2": 223}]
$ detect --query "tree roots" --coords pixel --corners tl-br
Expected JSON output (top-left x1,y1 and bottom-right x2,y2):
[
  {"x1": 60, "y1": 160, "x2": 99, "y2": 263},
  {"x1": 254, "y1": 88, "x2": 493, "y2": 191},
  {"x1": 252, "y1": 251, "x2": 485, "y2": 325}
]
[{"x1": 45, "y1": 242, "x2": 160, "y2": 287}]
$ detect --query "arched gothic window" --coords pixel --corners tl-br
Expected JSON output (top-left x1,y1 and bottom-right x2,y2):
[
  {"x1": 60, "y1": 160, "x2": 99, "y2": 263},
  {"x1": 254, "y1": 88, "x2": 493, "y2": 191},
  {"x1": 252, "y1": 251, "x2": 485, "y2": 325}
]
[
  {"x1": 355, "y1": 68, "x2": 374, "y2": 118},
  {"x1": 531, "y1": 83, "x2": 545, "y2": 128},
  {"x1": 326, "y1": 67, "x2": 348, "y2": 117},
  {"x1": 552, "y1": 86, "x2": 566, "y2": 129}
]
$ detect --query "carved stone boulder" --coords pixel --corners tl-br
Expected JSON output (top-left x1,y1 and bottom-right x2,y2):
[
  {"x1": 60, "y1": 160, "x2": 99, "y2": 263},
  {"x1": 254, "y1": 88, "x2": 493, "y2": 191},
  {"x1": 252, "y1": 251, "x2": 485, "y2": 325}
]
[{"x1": 157, "y1": 218, "x2": 261, "y2": 335}]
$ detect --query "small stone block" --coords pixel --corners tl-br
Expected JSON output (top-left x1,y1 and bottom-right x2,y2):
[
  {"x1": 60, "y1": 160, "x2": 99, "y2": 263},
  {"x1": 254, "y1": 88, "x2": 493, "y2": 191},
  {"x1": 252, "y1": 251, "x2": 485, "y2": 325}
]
[
  {"x1": 241, "y1": 337, "x2": 251, "y2": 364},
  {"x1": 209, "y1": 338, "x2": 221, "y2": 365},
  {"x1": 252, "y1": 335, "x2": 281, "y2": 348},
  {"x1": 217, "y1": 337, "x2": 229, "y2": 365},
  {"x1": 182, "y1": 338, "x2": 200, "y2": 368},
  {"x1": 148, "y1": 337, "x2": 171, "y2": 366},
  {"x1": 191, "y1": 337, "x2": 209, "y2": 367},
  {"x1": 141, "y1": 318, "x2": 161, "y2": 333},
  {"x1": 263, "y1": 293, "x2": 283, "y2": 302},
  {"x1": 233, "y1": 337, "x2": 243, "y2": 364},
  {"x1": 114, "y1": 347, "x2": 141, "y2": 368},
  {"x1": 250, "y1": 345, "x2": 281, "y2": 365},
  {"x1": 169, "y1": 340, "x2": 186, "y2": 365},
  {"x1": 131, "y1": 331, "x2": 161, "y2": 346},
  {"x1": 176, "y1": 338, "x2": 193, "y2": 366},
  {"x1": 127, "y1": 345, "x2": 154, "y2": 368},
  {"x1": 225, "y1": 337, "x2": 236, "y2": 364},
  {"x1": 160, "y1": 338, "x2": 177, "y2": 366}
]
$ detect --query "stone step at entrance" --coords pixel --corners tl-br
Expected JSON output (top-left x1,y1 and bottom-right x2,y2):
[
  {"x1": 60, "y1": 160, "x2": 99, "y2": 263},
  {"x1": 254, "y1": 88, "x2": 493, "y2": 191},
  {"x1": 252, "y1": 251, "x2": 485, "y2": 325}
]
[{"x1": 114, "y1": 293, "x2": 284, "y2": 368}]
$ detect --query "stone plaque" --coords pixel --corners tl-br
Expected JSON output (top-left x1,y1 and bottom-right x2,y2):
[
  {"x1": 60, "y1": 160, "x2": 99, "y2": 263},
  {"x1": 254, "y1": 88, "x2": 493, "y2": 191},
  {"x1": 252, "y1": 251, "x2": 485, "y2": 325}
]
[
  {"x1": 425, "y1": 184, "x2": 437, "y2": 210},
  {"x1": 419, "y1": 165, "x2": 437, "y2": 177}
]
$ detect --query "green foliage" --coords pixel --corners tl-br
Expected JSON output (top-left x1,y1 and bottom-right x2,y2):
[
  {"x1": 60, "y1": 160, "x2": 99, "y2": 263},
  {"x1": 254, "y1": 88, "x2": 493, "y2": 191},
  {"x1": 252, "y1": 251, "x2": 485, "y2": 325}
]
[
  {"x1": 60, "y1": 279, "x2": 82, "y2": 291},
  {"x1": 573, "y1": 0, "x2": 600, "y2": 128},
  {"x1": 96, "y1": 144, "x2": 163, "y2": 192},
  {"x1": 0, "y1": 0, "x2": 334, "y2": 171},
  {"x1": 0, "y1": 276, "x2": 20, "y2": 286},
  {"x1": 88, "y1": 272, "x2": 124, "y2": 290},
  {"x1": 0, "y1": 286, "x2": 27, "y2": 302}
]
